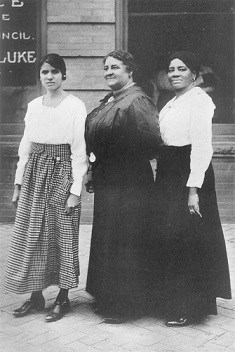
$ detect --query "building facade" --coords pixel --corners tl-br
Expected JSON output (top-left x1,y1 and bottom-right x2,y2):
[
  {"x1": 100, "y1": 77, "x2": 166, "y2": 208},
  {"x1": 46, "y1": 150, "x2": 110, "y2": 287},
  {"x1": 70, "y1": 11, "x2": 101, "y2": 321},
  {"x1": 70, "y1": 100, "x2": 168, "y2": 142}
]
[{"x1": 0, "y1": 0, "x2": 234, "y2": 223}]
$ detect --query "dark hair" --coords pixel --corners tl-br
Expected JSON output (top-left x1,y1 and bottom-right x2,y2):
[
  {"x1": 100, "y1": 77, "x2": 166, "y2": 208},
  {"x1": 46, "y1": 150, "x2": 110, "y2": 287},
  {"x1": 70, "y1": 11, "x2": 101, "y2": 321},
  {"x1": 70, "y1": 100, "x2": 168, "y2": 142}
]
[
  {"x1": 39, "y1": 53, "x2": 66, "y2": 80},
  {"x1": 103, "y1": 50, "x2": 138, "y2": 81},
  {"x1": 166, "y1": 51, "x2": 200, "y2": 78}
]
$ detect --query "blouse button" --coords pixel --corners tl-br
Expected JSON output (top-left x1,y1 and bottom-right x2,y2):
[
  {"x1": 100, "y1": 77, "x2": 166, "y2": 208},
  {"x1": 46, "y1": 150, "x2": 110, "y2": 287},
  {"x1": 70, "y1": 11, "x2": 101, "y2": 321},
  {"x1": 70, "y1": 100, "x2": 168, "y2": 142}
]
[{"x1": 55, "y1": 156, "x2": 61, "y2": 161}]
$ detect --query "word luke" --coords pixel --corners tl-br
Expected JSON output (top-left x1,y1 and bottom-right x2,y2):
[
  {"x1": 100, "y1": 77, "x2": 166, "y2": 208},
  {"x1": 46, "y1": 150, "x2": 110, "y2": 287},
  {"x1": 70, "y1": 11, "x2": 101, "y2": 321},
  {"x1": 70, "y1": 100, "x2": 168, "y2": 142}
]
[{"x1": 0, "y1": 51, "x2": 36, "y2": 63}]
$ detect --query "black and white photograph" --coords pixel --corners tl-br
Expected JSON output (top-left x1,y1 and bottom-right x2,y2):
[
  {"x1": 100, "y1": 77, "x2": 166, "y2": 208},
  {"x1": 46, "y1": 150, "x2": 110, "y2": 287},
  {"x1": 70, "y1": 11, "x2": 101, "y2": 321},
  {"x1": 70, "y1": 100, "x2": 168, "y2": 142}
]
[{"x1": 0, "y1": 1, "x2": 234, "y2": 351}]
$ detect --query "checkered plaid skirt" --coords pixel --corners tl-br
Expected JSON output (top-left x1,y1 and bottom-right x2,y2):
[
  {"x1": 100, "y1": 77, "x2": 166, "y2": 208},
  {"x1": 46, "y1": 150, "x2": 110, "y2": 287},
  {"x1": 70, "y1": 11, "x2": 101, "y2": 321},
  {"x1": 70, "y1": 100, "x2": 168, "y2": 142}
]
[{"x1": 5, "y1": 143, "x2": 81, "y2": 294}]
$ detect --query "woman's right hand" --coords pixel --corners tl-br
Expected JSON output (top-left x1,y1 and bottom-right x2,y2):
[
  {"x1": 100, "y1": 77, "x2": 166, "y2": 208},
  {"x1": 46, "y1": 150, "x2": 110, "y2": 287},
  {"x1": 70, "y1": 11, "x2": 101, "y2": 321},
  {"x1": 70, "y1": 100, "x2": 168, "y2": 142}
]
[
  {"x1": 188, "y1": 187, "x2": 202, "y2": 217},
  {"x1": 12, "y1": 184, "x2": 21, "y2": 208}
]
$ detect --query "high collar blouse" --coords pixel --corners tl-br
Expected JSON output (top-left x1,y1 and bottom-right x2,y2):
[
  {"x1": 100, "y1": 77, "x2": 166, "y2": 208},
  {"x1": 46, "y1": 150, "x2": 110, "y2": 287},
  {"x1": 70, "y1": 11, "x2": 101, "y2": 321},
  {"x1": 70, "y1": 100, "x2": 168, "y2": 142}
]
[
  {"x1": 159, "y1": 87, "x2": 215, "y2": 188},
  {"x1": 14, "y1": 94, "x2": 87, "y2": 196},
  {"x1": 85, "y1": 85, "x2": 162, "y2": 163}
]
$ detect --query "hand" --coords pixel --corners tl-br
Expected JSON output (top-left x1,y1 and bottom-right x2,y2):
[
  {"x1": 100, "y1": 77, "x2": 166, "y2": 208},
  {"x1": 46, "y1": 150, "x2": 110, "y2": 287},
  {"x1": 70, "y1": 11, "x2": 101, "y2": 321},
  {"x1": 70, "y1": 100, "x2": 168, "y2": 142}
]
[
  {"x1": 85, "y1": 180, "x2": 94, "y2": 193},
  {"x1": 12, "y1": 184, "x2": 21, "y2": 208},
  {"x1": 85, "y1": 169, "x2": 94, "y2": 193},
  {"x1": 65, "y1": 193, "x2": 80, "y2": 215},
  {"x1": 188, "y1": 188, "x2": 202, "y2": 217}
]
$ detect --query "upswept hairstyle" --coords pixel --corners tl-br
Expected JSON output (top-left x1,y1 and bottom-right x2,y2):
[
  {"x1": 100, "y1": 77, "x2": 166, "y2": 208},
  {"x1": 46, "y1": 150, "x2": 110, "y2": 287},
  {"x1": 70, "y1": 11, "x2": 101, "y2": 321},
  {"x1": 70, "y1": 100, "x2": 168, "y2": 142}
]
[
  {"x1": 38, "y1": 53, "x2": 66, "y2": 80},
  {"x1": 166, "y1": 51, "x2": 200, "y2": 78},
  {"x1": 103, "y1": 50, "x2": 139, "y2": 81}
]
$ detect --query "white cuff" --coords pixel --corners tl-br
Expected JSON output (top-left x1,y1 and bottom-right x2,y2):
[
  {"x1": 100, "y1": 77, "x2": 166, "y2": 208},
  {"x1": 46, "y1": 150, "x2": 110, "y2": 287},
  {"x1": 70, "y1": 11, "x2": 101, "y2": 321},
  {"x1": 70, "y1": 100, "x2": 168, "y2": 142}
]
[
  {"x1": 70, "y1": 182, "x2": 82, "y2": 197},
  {"x1": 186, "y1": 171, "x2": 205, "y2": 188}
]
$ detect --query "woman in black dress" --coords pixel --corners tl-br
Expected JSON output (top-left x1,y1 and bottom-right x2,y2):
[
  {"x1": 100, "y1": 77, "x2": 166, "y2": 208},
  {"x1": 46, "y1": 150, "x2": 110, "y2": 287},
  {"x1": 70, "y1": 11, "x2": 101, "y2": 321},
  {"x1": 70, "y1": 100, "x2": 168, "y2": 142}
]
[
  {"x1": 85, "y1": 50, "x2": 162, "y2": 323},
  {"x1": 155, "y1": 51, "x2": 231, "y2": 326}
]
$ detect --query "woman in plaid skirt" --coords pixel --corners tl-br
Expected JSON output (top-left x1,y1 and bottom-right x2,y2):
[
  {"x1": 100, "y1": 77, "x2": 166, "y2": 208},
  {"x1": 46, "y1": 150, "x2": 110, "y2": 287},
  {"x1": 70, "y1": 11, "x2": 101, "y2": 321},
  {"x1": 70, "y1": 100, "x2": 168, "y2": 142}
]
[{"x1": 5, "y1": 54, "x2": 87, "y2": 322}]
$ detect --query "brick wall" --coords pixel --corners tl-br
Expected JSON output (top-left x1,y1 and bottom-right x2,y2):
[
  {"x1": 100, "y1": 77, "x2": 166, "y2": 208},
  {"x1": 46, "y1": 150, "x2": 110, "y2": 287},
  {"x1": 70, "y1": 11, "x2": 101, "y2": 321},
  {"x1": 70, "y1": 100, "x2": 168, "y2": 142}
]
[
  {"x1": 47, "y1": 0, "x2": 115, "y2": 23},
  {"x1": 48, "y1": 24, "x2": 115, "y2": 56}
]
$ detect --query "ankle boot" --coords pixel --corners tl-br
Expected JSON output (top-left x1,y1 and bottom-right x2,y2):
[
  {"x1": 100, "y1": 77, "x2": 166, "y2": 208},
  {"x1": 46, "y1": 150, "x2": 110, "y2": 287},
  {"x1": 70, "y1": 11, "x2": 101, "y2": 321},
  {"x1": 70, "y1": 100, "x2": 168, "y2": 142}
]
[
  {"x1": 13, "y1": 295, "x2": 45, "y2": 317},
  {"x1": 45, "y1": 298, "x2": 70, "y2": 322}
]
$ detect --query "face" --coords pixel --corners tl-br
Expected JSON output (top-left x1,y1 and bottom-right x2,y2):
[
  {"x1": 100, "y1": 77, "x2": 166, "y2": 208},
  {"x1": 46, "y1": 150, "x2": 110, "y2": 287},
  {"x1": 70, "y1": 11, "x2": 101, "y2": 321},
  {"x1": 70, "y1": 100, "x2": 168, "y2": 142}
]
[
  {"x1": 103, "y1": 56, "x2": 132, "y2": 91},
  {"x1": 40, "y1": 62, "x2": 63, "y2": 91},
  {"x1": 168, "y1": 58, "x2": 195, "y2": 91}
]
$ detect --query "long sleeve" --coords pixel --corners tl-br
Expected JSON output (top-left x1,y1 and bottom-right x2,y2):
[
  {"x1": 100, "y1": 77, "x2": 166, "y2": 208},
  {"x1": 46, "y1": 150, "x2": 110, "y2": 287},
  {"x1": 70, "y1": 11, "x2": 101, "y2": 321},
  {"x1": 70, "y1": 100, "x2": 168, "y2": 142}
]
[
  {"x1": 129, "y1": 95, "x2": 163, "y2": 158},
  {"x1": 187, "y1": 93, "x2": 214, "y2": 188},
  {"x1": 14, "y1": 110, "x2": 32, "y2": 185},
  {"x1": 70, "y1": 102, "x2": 88, "y2": 196}
]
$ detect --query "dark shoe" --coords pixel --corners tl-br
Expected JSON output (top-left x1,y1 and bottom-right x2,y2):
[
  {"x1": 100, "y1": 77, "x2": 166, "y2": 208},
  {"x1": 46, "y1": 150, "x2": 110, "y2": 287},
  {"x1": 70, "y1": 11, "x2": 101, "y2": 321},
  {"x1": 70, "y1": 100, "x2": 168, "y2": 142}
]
[
  {"x1": 45, "y1": 298, "x2": 70, "y2": 322},
  {"x1": 12, "y1": 297, "x2": 45, "y2": 318},
  {"x1": 166, "y1": 317, "x2": 192, "y2": 327}
]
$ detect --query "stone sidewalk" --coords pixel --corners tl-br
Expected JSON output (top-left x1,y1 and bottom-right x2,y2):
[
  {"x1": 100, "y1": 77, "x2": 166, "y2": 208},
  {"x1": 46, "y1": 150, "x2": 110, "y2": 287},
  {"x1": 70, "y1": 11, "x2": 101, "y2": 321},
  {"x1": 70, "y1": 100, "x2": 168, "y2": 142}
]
[{"x1": 0, "y1": 223, "x2": 234, "y2": 352}]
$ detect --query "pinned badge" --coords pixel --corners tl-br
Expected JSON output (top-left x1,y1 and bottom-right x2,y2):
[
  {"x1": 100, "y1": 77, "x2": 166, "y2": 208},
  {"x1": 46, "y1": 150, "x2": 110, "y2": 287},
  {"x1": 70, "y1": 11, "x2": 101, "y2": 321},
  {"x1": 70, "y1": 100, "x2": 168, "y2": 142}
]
[{"x1": 89, "y1": 152, "x2": 96, "y2": 162}]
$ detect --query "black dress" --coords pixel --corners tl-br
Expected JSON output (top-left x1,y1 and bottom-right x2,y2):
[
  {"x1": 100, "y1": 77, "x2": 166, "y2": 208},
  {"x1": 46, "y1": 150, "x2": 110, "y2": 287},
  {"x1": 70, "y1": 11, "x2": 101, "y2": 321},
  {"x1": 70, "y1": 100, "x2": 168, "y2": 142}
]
[
  {"x1": 155, "y1": 149, "x2": 231, "y2": 319},
  {"x1": 85, "y1": 85, "x2": 162, "y2": 315}
]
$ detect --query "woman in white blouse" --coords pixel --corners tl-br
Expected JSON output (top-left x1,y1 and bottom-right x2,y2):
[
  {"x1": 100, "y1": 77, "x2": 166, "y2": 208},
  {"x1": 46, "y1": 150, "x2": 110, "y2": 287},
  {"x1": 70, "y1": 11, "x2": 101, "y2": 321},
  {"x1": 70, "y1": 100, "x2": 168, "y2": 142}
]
[
  {"x1": 5, "y1": 53, "x2": 87, "y2": 322},
  {"x1": 155, "y1": 51, "x2": 231, "y2": 327}
]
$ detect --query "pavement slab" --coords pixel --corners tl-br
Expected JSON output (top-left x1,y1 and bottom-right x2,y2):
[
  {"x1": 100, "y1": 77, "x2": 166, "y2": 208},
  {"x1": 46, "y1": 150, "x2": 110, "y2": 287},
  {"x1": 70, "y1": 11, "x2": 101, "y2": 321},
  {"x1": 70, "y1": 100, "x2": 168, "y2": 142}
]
[{"x1": 0, "y1": 223, "x2": 234, "y2": 352}]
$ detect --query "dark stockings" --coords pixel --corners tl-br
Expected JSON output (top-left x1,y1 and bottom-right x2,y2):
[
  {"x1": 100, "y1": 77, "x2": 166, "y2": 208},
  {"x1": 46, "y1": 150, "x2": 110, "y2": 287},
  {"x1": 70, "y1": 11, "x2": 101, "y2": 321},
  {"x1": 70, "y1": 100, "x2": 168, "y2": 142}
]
[
  {"x1": 56, "y1": 288, "x2": 69, "y2": 303},
  {"x1": 30, "y1": 289, "x2": 69, "y2": 304},
  {"x1": 30, "y1": 290, "x2": 44, "y2": 304}
]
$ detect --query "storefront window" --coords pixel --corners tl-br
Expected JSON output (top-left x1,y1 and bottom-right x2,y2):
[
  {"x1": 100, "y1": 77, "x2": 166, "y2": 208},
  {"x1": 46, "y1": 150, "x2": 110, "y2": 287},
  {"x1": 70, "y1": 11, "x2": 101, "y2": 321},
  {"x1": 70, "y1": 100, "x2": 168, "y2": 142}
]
[{"x1": 128, "y1": 0, "x2": 234, "y2": 123}]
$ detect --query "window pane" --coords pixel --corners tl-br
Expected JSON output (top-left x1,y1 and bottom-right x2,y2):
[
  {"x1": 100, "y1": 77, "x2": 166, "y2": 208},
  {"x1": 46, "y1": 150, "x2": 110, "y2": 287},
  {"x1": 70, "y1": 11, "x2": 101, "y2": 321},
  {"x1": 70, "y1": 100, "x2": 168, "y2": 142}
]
[{"x1": 128, "y1": 0, "x2": 234, "y2": 123}]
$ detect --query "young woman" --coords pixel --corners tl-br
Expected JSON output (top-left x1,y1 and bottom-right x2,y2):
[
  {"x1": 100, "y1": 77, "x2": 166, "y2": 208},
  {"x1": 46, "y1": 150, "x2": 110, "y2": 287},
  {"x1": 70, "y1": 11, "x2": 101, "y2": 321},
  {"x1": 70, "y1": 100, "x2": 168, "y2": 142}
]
[
  {"x1": 5, "y1": 53, "x2": 87, "y2": 322},
  {"x1": 155, "y1": 51, "x2": 231, "y2": 326}
]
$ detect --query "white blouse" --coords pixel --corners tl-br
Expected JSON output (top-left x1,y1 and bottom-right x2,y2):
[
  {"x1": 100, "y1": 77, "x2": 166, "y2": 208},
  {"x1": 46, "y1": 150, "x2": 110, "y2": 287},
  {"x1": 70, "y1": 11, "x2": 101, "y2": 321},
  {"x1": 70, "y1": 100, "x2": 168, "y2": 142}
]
[
  {"x1": 159, "y1": 87, "x2": 215, "y2": 188},
  {"x1": 15, "y1": 94, "x2": 88, "y2": 196}
]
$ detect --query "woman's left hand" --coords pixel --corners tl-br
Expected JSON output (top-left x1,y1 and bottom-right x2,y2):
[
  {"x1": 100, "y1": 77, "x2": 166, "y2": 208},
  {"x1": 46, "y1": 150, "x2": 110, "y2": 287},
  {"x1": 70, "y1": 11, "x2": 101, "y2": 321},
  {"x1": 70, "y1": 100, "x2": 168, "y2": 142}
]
[
  {"x1": 188, "y1": 187, "x2": 202, "y2": 217},
  {"x1": 65, "y1": 193, "x2": 80, "y2": 215}
]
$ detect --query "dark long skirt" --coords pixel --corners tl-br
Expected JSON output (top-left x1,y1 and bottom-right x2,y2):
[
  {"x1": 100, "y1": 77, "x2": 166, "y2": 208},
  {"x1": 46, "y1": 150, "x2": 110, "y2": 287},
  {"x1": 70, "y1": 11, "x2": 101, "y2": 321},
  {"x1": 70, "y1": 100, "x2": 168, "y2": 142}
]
[
  {"x1": 154, "y1": 145, "x2": 231, "y2": 319},
  {"x1": 86, "y1": 158, "x2": 155, "y2": 316}
]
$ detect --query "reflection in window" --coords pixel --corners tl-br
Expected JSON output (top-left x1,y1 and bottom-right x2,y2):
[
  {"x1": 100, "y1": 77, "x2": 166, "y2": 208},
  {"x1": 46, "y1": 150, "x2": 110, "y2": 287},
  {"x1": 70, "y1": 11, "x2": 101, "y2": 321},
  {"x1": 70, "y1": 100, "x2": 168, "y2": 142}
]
[{"x1": 128, "y1": 0, "x2": 234, "y2": 123}]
